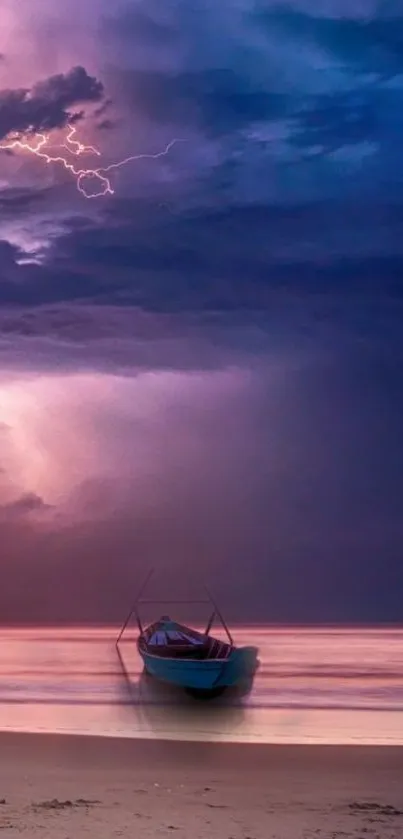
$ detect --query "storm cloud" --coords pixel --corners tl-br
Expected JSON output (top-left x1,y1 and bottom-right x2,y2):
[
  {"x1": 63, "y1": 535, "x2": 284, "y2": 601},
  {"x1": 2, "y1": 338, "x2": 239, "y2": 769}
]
[
  {"x1": 0, "y1": 1, "x2": 403, "y2": 624},
  {"x1": 0, "y1": 65, "x2": 104, "y2": 140}
]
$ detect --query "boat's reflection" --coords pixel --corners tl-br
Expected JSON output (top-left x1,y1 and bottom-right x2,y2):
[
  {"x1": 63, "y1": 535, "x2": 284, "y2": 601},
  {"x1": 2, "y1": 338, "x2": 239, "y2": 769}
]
[{"x1": 116, "y1": 643, "x2": 259, "y2": 739}]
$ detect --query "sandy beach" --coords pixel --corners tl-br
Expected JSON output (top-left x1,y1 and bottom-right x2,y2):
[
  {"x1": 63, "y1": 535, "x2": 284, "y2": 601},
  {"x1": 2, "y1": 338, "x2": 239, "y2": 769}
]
[{"x1": 0, "y1": 734, "x2": 402, "y2": 838}]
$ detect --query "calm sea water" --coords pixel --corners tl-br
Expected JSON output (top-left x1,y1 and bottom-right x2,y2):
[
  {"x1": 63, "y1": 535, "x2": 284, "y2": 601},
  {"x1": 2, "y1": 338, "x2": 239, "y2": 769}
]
[{"x1": 0, "y1": 627, "x2": 402, "y2": 744}]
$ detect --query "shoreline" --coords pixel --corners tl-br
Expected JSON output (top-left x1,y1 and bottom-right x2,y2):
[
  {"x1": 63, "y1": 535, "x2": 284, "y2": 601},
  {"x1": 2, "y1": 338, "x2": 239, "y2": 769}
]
[
  {"x1": 2, "y1": 728, "x2": 403, "y2": 749},
  {"x1": 1, "y1": 729, "x2": 403, "y2": 766}
]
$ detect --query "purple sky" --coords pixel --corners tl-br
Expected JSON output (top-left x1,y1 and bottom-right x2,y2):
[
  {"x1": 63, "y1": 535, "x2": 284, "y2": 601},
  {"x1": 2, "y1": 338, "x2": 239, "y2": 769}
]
[{"x1": 0, "y1": 1, "x2": 403, "y2": 623}]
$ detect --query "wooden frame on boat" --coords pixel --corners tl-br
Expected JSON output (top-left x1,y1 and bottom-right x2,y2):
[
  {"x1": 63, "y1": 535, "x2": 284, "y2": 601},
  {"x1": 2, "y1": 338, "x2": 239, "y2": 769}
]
[{"x1": 115, "y1": 568, "x2": 234, "y2": 649}]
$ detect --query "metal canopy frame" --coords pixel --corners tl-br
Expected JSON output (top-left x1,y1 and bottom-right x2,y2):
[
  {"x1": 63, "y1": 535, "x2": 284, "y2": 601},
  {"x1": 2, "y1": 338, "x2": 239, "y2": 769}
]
[{"x1": 116, "y1": 568, "x2": 234, "y2": 647}]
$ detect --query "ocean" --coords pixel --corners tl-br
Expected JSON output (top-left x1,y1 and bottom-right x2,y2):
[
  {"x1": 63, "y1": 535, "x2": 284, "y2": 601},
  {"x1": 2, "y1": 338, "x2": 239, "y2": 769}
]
[{"x1": 0, "y1": 627, "x2": 402, "y2": 745}]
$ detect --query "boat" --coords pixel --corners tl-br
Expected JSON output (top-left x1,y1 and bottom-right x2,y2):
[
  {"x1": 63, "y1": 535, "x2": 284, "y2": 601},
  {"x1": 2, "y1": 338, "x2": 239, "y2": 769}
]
[{"x1": 116, "y1": 571, "x2": 259, "y2": 699}]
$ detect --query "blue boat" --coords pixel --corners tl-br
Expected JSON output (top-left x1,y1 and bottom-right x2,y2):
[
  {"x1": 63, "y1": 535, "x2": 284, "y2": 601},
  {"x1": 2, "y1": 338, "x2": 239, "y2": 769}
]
[{"x1": 116, "y1": 572, "x2": 259, "y2": 699}]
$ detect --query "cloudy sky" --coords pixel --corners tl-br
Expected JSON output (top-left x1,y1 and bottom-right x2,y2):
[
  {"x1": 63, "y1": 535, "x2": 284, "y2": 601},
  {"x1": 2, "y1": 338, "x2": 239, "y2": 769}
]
[{"x1": 0, "y1": 0, "x2": 402, "y2": 624}]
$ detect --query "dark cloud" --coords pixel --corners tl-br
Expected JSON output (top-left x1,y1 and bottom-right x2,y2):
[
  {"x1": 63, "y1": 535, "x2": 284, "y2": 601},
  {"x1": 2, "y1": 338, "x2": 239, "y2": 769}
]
[
  {"x1": 290, "y1": 85, "x2": 403, "y2": 157},
  {"x1": 107, "y1": 6, "x2": 179, "y2": 47},
  {"x1": 0, "y1": 66, "x2": 104, "y2": 141},
  {"x1": 1, "y1": 200, "x2": 403, "y2": 316},
  {"x1": 253, "y1": 7, "x2": 403, "y2": 80},
  {"x1": 0, "y1": 186, "x2": 49, "y2": 217},
  {"x1": 93, "y1": 98, "x2": 113, "y2": 118},
  {"x1": 0, "y1": 492, "x2": 49, "y2": 521},
  {"x1": 107, "y1": 3, "x2": 403, "y2": 147},
  {"x1": 0, "y1": 240, "x2": 23, "y2": 281},
  {"x1": 119, "y1": 67, "x2": 286, "y2": 134},
  {"x1": 0, "y1": 303, "x2": 297, "y2": 375},
  {"x1": 290, "y1": 89, "x2": 377, "y2": 154},
  {"x1": 96, "y1": 118, "x2": 119, "y2": 131}
]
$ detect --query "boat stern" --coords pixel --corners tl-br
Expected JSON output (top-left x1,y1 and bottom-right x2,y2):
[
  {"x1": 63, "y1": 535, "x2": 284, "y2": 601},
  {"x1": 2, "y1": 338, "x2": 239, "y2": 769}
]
[{"x1": 213, "y1": 645, "x2": 260, "y2": 688}]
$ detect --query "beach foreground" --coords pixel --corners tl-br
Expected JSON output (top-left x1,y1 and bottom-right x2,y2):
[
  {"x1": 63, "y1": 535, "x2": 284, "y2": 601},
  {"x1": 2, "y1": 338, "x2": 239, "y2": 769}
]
[{"x1": 0, "y1": 734, "x2": 402, "y2": 838}]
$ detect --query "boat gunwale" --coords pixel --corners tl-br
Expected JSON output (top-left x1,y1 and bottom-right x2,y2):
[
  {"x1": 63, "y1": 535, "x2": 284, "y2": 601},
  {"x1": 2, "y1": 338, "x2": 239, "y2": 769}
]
[
  {"x1": 137, "y1": 626, "x2": 234, "y2": 664},
  {"x1": 137, "y1": 643, "x2": 235, "y2": 665}
]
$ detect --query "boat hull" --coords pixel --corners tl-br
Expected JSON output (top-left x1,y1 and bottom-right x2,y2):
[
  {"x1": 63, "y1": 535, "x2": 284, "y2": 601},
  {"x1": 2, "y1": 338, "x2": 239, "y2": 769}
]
[{"x1": 140, "y1": 645, "x2": 259, "y2": 691}]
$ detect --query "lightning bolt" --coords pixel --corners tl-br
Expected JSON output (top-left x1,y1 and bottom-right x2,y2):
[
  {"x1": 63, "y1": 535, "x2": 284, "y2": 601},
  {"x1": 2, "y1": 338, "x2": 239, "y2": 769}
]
[{"x1": 0, "y1": 125, "x2": 183, "y2": 199}]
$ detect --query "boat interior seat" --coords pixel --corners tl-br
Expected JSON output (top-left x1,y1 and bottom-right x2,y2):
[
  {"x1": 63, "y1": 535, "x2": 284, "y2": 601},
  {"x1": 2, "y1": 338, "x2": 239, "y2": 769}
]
[{"x1": 145, "y1": 642, "x2": 211, "y2": 659}]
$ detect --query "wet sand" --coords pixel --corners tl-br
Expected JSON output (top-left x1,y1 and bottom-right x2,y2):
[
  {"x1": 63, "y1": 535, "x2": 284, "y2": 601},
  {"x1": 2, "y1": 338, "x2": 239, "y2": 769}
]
[{"x1": 0, "y1": 733, "x2": 402, "y2": 837}]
